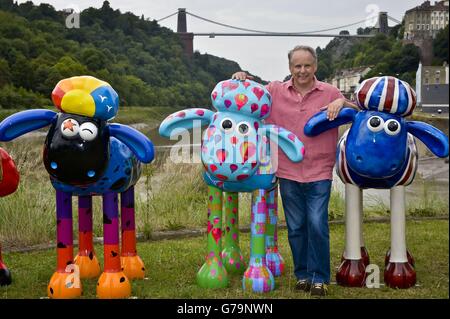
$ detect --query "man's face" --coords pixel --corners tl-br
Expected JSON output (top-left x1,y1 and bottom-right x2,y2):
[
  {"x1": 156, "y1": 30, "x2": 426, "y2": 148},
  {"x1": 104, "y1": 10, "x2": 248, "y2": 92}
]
[{"x1": 289, "y1": 50, "x2": 317, "y2": 87}]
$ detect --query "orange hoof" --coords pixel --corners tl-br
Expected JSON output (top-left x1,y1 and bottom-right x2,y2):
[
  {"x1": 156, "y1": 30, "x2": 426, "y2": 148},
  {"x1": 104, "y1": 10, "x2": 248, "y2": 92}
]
[
  {"x1": 96, "y1": 271, "x2": 131, "y2": 299},
  {"x1": 47, "y1": 271, "x2": 82, "y2": 299},
  {"x1": 121, "y1": 255, "x2": 145, "y2": 279},
  {"x1": 74, "y1": 253, "x2": 101, "y2": 279}
]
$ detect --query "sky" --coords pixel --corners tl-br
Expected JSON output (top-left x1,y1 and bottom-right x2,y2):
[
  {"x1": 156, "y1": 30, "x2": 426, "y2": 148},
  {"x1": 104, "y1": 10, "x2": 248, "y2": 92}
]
[{"x1": 17, "y1": 0, "x2": 427, "y2": 81}]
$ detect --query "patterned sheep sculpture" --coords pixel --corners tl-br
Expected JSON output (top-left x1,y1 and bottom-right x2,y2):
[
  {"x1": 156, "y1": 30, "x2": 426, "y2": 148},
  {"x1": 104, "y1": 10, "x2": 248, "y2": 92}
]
[
  {"x1": 0, "y1": 76, "x2": 154, "y2": 298},
  {"x1": 159, "y1": 79, "x2": 305, "y2": 293}
]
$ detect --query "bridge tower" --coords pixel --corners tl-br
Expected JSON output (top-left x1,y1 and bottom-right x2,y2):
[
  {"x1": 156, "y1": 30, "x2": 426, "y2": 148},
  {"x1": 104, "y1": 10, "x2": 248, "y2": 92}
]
[
  {"x1": 177, "y1": 8, "x2": 194, "y2": 58},
  {"x1": 378, "y1": 12, "x2": 389, "y2": 34}
]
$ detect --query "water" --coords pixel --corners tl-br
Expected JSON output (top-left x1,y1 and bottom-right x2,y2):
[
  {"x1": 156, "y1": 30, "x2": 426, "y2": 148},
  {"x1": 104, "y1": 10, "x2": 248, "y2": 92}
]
[{"x1": 332, "y1": 157, "x2": 449, "y2": 208}]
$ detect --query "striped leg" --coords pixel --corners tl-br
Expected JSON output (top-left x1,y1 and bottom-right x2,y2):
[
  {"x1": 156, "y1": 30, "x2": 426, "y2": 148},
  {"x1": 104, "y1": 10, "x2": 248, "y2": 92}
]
[
  {"x1": 47, "y1": 191, "x2": 82, "y2": 299},
  {"x1": 197, "y1": 186, "x2": 229, "y2": 288},
  {"x1": 0, "y1": 244, "x2": 12, "y2": 286},
  {"x1": 265, "y1": 187, "x2": 284, "y2": 277},
  {"x1": 243, "y1": 189, "x2": 274, "y2": 293},
  {"x1": 221, "y1": 192, "x2": 245, "y2": 275},
  {"x1": 74, "y1": 195, "x2": 101, "y2": 278},
  {"x1": 97, "y1": 192, "x2": 131, "y2": 299},
  {"x1": 120, "y1": 187, "x2": 145, "y2": 279}
]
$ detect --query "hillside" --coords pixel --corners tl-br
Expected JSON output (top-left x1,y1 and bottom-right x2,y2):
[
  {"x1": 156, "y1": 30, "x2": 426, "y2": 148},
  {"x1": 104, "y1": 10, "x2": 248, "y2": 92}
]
[
  {"x1": 0, "y1": 0, "x2": 252, "y2": 109},
  {"x1": 316, "y1": 24, "x2": 448, "y2": 86}
]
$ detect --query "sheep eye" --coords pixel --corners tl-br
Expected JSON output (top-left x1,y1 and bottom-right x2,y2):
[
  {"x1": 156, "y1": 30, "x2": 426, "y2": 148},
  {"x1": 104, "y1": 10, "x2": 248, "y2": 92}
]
[
  {"x1": 237, "y1": 122, "x2": 251, "y2": 136},
  {"x1": 384, "y1": 119, "x2": 401, "y2": 136},
  {"x1": 367, "y1": 116, "x2": 384, "y2": 132},
  {"x1": 79, "y1": 122, "x2": 98, "y2": 141},
  {"x1": 61, "y1": 119, "x2": 79, "y2": 138},
  {"x1": 220, "y1": 118, "x2": 234, "y2": 133}
]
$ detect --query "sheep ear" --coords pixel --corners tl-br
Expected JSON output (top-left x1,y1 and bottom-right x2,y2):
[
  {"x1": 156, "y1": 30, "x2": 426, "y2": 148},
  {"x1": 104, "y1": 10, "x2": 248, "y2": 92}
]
[
  {"x1": 407, "y1": 121, "x2": 449, "y2": 158},
  {"x1": 159, "y1": 108, "x2": 214, "y2": 138},
  {"x1": 263, "y1": 125, "x2": 304, "y2": 163},
  {"x1": 0, "y1": 109, "x2": 57, "y2": 141},
  {"x1": 304, "y1": 107, "x2": 357, "y2": 137},
  {"x1": 108, "y1": 123, "x2": 154, "y2": 163}
]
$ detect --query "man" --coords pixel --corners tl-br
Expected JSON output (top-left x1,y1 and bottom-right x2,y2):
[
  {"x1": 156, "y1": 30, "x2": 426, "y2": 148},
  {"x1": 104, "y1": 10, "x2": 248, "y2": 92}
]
[{"x1": 232, "y1": 45, "x2": 357, "y2": 296}]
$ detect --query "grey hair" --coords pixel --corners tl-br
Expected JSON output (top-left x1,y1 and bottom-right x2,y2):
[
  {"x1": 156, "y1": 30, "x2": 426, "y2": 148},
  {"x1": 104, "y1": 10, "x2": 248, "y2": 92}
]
[{"x1": 288, "y1": 45, "x2": 318, "y2": 65}]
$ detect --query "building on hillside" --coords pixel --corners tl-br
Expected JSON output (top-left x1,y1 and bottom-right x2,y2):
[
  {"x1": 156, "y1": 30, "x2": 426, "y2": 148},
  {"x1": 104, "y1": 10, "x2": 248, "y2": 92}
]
[
  {"x1": 403, "y1": 1, "x2": 449, "y2": 64},
  {"x1": 416, "y1": 62, "x2": 449, "y2": 113},
  {"x1": 404, "y1": 0, "x2": 449, "y2": 40},
  {"x1": 331, "y1": 66, "x2": 372, "y2": 99}
]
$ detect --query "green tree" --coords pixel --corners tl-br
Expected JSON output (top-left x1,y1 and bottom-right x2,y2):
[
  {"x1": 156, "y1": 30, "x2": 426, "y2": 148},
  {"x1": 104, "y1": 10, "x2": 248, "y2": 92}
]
[
  {"x1": 0, "y1": 58, "x2": 11, "y2": 87},
  {"x1": 432, "y1": 25, "x2": 449, "y2": 65}
]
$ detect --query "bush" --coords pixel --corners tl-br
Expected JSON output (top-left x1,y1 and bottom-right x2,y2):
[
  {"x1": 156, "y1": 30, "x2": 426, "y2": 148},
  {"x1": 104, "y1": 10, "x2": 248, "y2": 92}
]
[{"x1": 0, "y1": 84, "x2": 50, "y2": 108}]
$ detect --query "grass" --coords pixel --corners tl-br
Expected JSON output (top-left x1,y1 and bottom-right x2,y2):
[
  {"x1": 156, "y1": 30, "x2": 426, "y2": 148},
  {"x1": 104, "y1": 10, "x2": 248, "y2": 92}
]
[{"x1": 0, "y1": 219, "x2": 448, "y2": 299}]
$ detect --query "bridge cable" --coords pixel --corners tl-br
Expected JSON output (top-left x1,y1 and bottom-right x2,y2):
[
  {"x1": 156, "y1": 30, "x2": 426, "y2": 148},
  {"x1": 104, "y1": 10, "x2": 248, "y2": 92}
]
[
  {"x1": 186, "y1": 11, "x2": 369, "y2": 34},
  {"x1": 387, "y1": 15, "x2": 403, "y2": 24},
  {"x1": 157, "y1": 11, "x2": 178, "y2": 22}
]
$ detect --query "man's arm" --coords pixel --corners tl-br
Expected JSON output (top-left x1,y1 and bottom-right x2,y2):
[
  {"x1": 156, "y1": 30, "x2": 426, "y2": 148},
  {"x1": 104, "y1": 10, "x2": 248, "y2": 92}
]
[{"x1": 321, "y1": 98, "x2": 359, "y2": 121}]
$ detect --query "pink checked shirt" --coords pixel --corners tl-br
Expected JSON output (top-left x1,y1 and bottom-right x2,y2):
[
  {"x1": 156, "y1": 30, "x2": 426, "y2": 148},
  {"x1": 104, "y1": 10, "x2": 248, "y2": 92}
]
[{"x1": 265, "y1": 78, "x2": 344, "y2": 183}]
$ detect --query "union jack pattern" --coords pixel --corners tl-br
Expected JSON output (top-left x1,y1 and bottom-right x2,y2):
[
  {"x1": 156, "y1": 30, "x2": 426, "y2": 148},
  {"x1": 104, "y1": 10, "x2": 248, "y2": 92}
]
[{"x1": 356, "y1": 76, "x2": 416, "y2": 117}]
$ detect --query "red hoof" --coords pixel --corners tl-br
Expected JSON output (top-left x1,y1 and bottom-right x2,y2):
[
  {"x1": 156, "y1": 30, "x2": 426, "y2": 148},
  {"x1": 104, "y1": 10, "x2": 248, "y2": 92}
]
[
  {"x1": 385, "y1": 249, "x2": 415, "y2": 267},
  {"x1": 360, "y1": 247, "x2": 370, "y2": 267},
  {"x1": 341, "y1": 247, "x2": 370, "y2": 267},
  {"x1": 336, "y1": 259, "x2": 366, "y2": 287},
  {"x1": 384, "y1": 262, "x2": 416, "y2": 289}
]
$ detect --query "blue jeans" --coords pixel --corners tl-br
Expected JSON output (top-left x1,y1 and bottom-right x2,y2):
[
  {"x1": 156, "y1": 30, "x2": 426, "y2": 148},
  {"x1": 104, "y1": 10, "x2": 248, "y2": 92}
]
[{"x1": 279, "y1": 178, "x2": 332, "y2": 284}]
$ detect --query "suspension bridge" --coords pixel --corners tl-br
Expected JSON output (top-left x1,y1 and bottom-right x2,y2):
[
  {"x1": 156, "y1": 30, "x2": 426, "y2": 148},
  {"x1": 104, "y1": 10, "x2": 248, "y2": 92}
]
[{"x1": 157, "y1": 8, "x2": 403, "y2": 57}]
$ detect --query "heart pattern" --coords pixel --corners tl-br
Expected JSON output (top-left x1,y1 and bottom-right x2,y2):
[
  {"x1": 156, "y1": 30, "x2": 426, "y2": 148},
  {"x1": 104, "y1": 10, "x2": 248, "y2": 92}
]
[
  {"x1": 211, "y1": 228, "x2": 222, "y2": 244},
  {"x1": 235, "y1": 94, "x2": 248, "y2": 110},
  {"x1": 252, "y1": 87, "x2": 265, "y2": 100},
  {"x1": 260, "y1": 104, "x2": 270, "y2": 117},
  {"x1": 207, "y1": 126, "x2": 216, "y2": 139},
  {"x1": 216, "y1": 149, "x2": 228, "y2": 163},
  {"x1": 222, "y1": 81, "x2": 239, "y2": 96}
]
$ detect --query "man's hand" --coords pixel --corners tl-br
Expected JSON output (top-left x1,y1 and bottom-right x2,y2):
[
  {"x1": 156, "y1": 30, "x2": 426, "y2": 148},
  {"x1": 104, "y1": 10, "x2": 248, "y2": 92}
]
[
  {"x1": 231, "y1": 72, "x2": 254, "y2": 81},
  {"x1": 320, "y1": 98, "x2": 345, "y2": 121}
]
